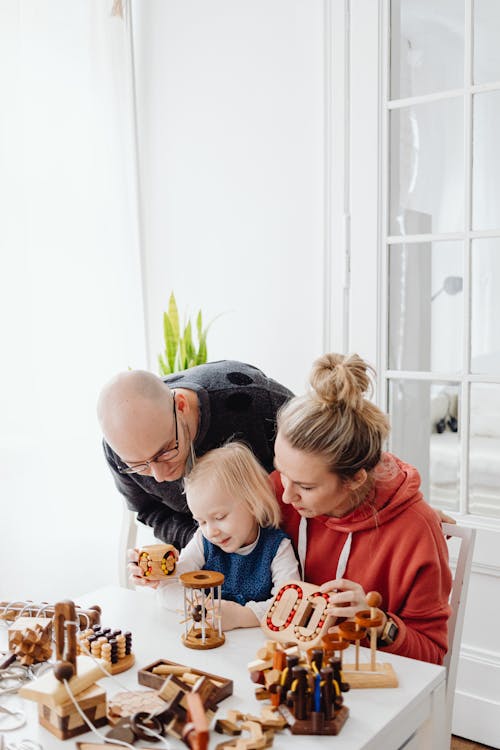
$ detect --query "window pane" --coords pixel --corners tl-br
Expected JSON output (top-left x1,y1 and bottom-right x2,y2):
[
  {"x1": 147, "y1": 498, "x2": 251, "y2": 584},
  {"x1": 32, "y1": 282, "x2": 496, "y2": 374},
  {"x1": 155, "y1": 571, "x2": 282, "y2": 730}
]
[
  {"x1": 389, "y1": 241, "x2": 463, "y2": 372},
  {"x1": 474, "y1": 0, "x2": 500, "y2": 84},
  {"x1": 472, "y1": 91, "x2": 500, "y2": 231},
  {"x1": 471, "y1": 239, "x2": 500, "y2": 374},
  {"x1": 388, "y1": 379, "x2": 460, "y2": 511},
  {"x1": 469, "y1": 384, "x2": 500, "y2": 518},
  {"x1": 389, "y1": 99, "x2": 464, "y2": 235},
  {"x1": 390, "y1": 0, "x2": 464, "y2": 100}
]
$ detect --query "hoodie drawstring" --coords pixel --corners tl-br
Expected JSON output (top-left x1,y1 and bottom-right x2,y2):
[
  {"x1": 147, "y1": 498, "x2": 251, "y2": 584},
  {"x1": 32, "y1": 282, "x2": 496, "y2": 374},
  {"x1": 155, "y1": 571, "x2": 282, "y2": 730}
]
[{"x1": 298, "y1": 517, "x2": 352, "y2": 580}]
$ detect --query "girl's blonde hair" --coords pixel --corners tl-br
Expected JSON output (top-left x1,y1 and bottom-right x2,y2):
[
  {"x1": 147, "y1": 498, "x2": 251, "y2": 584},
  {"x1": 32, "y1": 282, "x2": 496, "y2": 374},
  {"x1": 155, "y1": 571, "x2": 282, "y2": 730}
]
[
  {"x1": 184, "y1": 442, "x2": 281, "y2": 528},
  {"x1": 277, "y1": 353, "x2": 390, "y2": 479}
]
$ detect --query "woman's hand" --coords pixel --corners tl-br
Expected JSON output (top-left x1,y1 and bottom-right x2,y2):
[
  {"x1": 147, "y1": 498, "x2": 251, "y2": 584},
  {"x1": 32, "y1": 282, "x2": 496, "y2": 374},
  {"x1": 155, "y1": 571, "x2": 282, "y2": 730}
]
[
  {"x1": 320, "y1": 578, "x2": 370, "y2": 620},
  {"x1": 126, "y1": 548, "x2": 160, "y2": 589}
]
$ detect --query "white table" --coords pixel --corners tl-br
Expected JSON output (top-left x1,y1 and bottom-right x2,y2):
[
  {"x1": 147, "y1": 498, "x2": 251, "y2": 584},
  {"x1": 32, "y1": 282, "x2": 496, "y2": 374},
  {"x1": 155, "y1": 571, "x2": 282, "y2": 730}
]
[{"x1": 0, "y1": 586, "x2": 447, "y2": 750}]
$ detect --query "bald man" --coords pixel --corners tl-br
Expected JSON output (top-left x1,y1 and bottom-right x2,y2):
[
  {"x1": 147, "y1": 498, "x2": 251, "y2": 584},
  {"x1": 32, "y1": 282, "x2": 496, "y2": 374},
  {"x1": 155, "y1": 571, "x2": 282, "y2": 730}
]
[{"x1": 97, "y1": 360, "x2": 293, "y2": 549}]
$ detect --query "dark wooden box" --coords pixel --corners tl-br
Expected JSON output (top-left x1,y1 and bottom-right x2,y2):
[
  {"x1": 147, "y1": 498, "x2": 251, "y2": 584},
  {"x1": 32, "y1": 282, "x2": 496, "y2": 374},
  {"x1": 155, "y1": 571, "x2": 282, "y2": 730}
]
[{"x1": 137, "y1": 658, "x2": 233, "y2": 704}]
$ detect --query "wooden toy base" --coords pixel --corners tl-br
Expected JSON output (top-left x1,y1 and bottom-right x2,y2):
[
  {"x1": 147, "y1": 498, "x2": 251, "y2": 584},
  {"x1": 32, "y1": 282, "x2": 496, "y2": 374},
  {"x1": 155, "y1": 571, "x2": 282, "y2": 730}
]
[
  {"x1": 182, "y1": 628, "x2": 225, "y2": 650},
  {"x1": 38, "y1": 684, "x2": 107, "y2": 740},
  {"x1": 106, "y1": 652, "x2": 135, "y2": 675},
  {"x1": 342, "y1": 662, "x2": 398, "y2": 688},
  {"x1": 279, "y1": 705, "x2": 349, "y2": 735}
]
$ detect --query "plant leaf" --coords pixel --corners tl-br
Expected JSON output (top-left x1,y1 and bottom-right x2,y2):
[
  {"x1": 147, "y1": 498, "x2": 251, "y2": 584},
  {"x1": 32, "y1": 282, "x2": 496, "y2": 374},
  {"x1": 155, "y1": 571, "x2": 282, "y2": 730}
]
[
  {"x1": 168, "y1": 292, "x2": 180, "y2": 343},
  {"x1": 163, "y1": 312, "x2": 178, "y2": 372}
]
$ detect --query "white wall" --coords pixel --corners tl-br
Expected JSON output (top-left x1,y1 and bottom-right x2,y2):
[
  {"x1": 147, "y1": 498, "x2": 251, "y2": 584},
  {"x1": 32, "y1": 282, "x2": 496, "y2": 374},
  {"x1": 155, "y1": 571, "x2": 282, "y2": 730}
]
[
  {"x1": 132, "y1": 0, "x2": 327, "y2": 396},
  {"x1": 0, "y1": 1, "x2": 147, "y2": 603}
]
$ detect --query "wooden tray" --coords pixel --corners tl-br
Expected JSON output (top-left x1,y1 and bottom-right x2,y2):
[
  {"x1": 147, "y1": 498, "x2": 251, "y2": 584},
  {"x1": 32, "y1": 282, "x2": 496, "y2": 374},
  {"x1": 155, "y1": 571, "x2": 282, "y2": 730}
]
[{"x1": 137, "y1": 658, "x2": 233, "y2": 703}]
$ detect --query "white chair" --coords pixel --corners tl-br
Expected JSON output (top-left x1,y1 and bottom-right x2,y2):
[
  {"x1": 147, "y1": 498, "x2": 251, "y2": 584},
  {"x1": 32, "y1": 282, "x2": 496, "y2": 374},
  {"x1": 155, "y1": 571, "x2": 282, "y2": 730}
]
[
  {"x1": 441, "y1": 522, "x2": 476, "y2": 740},
  {"x1": 118, "y1": 501, "x2": 138, "y2": 589}
]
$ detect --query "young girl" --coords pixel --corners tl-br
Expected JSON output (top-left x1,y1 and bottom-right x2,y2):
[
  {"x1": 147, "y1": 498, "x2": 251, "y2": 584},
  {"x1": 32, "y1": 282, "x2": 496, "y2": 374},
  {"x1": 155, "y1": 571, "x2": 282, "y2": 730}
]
[{"x1": 156, "y1": 441, "x2": 300, "y2": 630}]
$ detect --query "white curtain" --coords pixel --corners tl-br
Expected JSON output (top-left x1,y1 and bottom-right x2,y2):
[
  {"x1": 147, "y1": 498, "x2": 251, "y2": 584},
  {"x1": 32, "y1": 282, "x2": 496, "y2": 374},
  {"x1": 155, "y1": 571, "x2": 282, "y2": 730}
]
[{"x1": 0, "y1": 0, "x2": 146, "y2": 599}]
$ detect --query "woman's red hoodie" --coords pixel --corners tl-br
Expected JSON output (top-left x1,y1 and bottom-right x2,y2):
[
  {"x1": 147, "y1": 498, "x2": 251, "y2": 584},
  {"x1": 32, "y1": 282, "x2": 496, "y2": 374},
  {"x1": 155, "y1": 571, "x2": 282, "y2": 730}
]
[{"x1": 271, "y1": 453, "x2": 452, "y2": 665}]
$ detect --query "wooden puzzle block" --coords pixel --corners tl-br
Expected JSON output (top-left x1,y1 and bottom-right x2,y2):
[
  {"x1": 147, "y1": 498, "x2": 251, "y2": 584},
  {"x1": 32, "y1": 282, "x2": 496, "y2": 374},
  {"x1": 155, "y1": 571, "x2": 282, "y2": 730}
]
[
  {"x1": 107, "y1": 689, "x2": 165, "y2": 725},
  {"x1": 19, "y1": 655, "x2": 105, "y2": 707},
  {"x1": 38, "y1": 684, "x2": 107, "y2": 740},
  {"x1": 8, "y1": 617, "x2": 52, "y2": 665},
  {"x1": 261, "y1": 580, "x2": 335, "y2": 650},
  {"x1": 138, "y1": 543, "x2": 177, "y2": 581}
]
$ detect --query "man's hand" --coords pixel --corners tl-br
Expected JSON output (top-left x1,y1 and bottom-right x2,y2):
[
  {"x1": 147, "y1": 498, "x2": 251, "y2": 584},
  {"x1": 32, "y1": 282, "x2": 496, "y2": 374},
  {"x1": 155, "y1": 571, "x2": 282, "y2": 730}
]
[
  {"x1": 434, "y1": 509, "x2": 456, "y2": 525},
  {"x1": 127, "y1": 548, "x2": 160, "y2": 589}
]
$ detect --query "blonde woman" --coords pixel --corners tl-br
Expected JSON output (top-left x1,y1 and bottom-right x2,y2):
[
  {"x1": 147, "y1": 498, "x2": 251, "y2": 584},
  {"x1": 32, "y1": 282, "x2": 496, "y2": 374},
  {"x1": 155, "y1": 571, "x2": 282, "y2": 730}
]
[
  {"x1": 156, "y1": 442, "x2": 300, "y2": 631},
  {"x1": 272, "y1": 353, "x2": 452, "y2": 665}
]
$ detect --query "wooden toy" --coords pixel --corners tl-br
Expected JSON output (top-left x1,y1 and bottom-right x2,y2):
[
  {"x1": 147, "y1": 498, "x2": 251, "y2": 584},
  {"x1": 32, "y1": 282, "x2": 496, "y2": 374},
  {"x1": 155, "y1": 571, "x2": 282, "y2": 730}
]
[
  {"x1": 182, "y1": 692, "x2": 209, "y2": 750},
  {"x1": 77, "y1": 624, "x2": 134, "y2": 675},
  {"x1": 335, "y1": 591, "x2": 398, "y2": 688},
  {"x1": 108, "y1": 690, "x2": 166, "y2": 725},
  {"x1": 8, "y1": 616, "x2": 52, "y2": 665},
  {"x1": 19, "y1": 600, "x2": 107, "y2": 740},
  {"x1": 260, "y1": 580, "x2": 335, "y2": 650},
  {"x1": 138, "y1": 658, "x2": 233, "y2": 703},
  {"x1": 0, "y1": 600, "x2": 101, "y2": 629},
  {"x1": 38, "y1": 684, "x2": 107, "y2": 740},
  {"x1": 215, "y1": 719, "x2": 275, "y2": 750},
  {"x1": 247, "y1": 641, "x2": 349, "y2": 736},
  {"x1": 179, "y1": 570, "x2": 225, "y2": 649},
  {"x1": 137, "y1": 543, "x2": 177, "y2": 581}
]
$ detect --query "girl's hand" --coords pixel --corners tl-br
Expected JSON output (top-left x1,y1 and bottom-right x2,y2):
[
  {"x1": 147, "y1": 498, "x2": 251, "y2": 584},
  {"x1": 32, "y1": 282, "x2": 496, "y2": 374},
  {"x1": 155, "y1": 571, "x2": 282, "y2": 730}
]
[
  {"x1": 320, "y1": 578, "x2": 369, "y2": 619},
  {"x1": 126, "y1": 548, "x2": 160, "y2": 589},
  {"x1": 208, "y1": 600, "x2": 259, "y2": 631}
]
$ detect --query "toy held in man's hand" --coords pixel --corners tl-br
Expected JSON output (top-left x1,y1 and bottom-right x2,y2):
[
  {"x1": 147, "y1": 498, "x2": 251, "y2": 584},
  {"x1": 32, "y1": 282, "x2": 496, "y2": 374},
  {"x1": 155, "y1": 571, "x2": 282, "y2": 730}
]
[{"x1": 137, "y1": 543, "x2": 177, "y2": 581}]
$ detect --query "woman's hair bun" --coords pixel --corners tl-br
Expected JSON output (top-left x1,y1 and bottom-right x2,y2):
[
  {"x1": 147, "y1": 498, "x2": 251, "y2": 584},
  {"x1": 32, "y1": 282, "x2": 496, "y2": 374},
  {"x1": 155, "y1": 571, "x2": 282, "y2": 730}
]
[{"x1": 309, "y1": 353, "x2": 373, "y2": 410}]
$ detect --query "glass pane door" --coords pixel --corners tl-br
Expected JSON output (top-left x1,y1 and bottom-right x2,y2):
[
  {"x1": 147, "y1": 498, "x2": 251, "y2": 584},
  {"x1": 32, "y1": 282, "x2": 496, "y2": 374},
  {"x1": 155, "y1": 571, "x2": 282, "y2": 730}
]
[{"x1": 385, "y1": 0, "x2": 500, "y2": 519}]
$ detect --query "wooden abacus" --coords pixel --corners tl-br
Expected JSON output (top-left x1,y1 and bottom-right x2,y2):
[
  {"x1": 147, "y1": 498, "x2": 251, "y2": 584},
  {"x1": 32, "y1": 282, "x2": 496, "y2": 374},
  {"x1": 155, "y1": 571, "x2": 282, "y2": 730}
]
[
  {"x1": 77, "y1": 623, "x2": 134, "y2": 675},
  {"x1": 0, "y1": 600, "x2": 101, "y2": 629}
]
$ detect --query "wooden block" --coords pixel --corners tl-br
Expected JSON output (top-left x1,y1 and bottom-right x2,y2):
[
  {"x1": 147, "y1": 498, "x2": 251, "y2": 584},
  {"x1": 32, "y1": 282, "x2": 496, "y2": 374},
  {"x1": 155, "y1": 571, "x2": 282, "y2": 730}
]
[
  {"x1": 254, "y1": 688, "x2": 270, "y2": 701},
  {"x1": 152, "y1": 664, "x2": 187, "y2": 676},
  {"x1": 263, "y1": 668, "x2": 281, "y2": 688},
  {"x1": 341, "y1": 662, "x2": 398, "y2": 688},
  {"x1": 138, "y1": 658, "x2": 233, "y2": 703},
  {"x1": 8, "y1": 616, "x2": 52, "y2": 638},
  {"x1": 247, "y1": 658, "x2": 272, "y2": 673},
  {"x1": 107, "y1": 689, "x2": 165, "y2": 725},
  {"x1": 19, "y1": 655, "x2": 105, "y2": 706},
  {"x1": 215, "y1": 718, "x2": 242, "y2": 735},
  {"x1": 157, "y1": 674, "x2": 189, "y2": 708},
  {"x1": 38, "y1": 684, "x2": 107, "y2": 740}
]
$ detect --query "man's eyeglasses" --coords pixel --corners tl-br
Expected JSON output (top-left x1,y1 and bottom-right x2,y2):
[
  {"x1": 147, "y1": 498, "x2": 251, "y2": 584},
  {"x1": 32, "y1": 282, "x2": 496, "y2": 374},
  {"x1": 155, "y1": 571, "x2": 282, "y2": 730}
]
[{"x1": 118, "y1": 391, "x2": 179, "y2": 475}]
